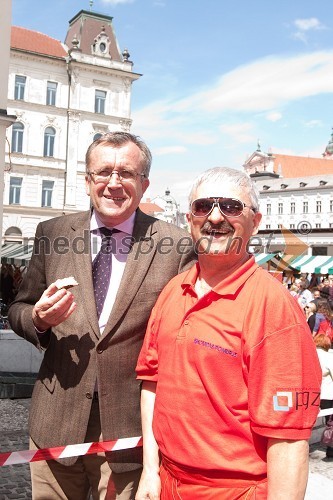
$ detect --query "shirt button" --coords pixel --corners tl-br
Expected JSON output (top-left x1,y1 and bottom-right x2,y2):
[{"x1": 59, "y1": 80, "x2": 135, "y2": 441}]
[
  {"x1": 184, "y1": 320, "x2": 189, "y2": 325},
  {"x1": 97, "y1": 348, "x2": 104, "y2": 354},
  {"x1": 85, "y1": 392, "x2": 92, "y2": 399}
]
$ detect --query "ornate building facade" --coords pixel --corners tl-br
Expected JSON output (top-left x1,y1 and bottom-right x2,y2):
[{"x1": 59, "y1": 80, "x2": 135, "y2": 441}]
[
  {"x1": 3, "y1": 9, "x2": 140, "y2": 244},
  {"x1": 243, "y1": 132, "x2": 333, "y2": 258}
]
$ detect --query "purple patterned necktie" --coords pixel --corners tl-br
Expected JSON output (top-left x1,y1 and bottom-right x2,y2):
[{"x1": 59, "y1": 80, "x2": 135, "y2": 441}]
[{"x1": 92, "y1": 227, "x2": 118, "y2": 318}]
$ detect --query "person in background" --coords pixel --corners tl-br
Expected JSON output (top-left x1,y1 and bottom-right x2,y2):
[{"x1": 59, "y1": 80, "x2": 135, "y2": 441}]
[
  {"x1": 305, "y1": 302, "x2": 317, "y2": 334},
  {"x1": 289, "y1": 283, "x2": 299, "y2": 300},
  {"x1": 311, "y1": 288, "x2": 321, "y2": 307},
  {"x1": 313, "y1": 298, "x2": 333, "y2": 345},
  {"x1": 313, "y1": 334, "x2": 333, "y2": 459},
  {"x1": 295, "y1": 278, "x2": 313, "y2": 309},
  {"x1": 135, "y1": 167, "x2": 321, "y2": 500},
  {"x1": 8, "y1": 132, "x2": 196, "y2": 500}
]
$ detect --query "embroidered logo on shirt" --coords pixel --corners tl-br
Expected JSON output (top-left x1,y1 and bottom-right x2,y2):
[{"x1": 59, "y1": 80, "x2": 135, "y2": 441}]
[
  {"x1": 273, "y1": 391, "x2": 293, "y2": 411},
  {"x1": 273, "y1": 389, "x2": 320, "y2": 412},
  {"x1": 193, "y1": 338, "x2": 237, "y2": 357}
]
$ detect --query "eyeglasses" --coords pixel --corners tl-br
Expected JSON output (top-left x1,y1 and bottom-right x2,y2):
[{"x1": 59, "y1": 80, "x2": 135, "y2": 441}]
[
  {"x1": 88, "y1": 169, "x2": 146, "y2": 184},
  {"x1": 190, "y1": 197, "x2": 256, "y2": 218}
]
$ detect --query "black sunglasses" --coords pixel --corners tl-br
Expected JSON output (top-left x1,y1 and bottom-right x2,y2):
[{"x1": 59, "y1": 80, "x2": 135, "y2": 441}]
[{"x1": 191, "y1": 197, "x2": 256, "y2": 218}]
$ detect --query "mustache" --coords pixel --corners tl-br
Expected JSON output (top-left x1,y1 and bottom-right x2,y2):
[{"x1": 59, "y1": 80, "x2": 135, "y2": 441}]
[{"x1": 201, "y1": 221, "x2": 233, "y2": 232}]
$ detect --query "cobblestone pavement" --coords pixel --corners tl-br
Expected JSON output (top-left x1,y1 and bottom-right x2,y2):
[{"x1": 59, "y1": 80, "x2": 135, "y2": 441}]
[
  {"x1": 0, "y1": 399, "x2": 31, "y2": 499},
  {"x1": 1, "y1": 398, "x2": 333, "y2": 499}
]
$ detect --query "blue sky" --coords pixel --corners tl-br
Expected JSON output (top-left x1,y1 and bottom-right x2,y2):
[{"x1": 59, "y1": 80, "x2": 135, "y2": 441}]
[{"x1": 11, "y1": 0, "x2": 333, "y2": 210}]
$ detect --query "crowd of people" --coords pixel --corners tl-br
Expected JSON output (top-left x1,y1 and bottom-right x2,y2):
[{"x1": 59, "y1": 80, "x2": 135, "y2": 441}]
[
  {"x1": 289, "y1": 275, "x2": 333, "y2": 460},
  {"x1": 289, "y1": 275, "x2": 333, "y2": 342}
]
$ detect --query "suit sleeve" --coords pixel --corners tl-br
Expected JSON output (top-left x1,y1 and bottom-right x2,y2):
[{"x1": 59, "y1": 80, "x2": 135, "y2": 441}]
[
  {"x1": 8, "y1": 222, "x2": 50, "y2": 349},
  {"x1": 169, "y1": 226, "x2": 196, "y2": 274}
]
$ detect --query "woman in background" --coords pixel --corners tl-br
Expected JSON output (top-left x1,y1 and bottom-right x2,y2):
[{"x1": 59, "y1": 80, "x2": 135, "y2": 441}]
[
  {"x1": 313, "y1": 299, "x2": 333, "y2": 345},
  {"x1": 314, "y1": 334, "x2": 333, "y2": 459},
  {"x1": 305, "y1": 302, "x2": 317, "y2": 334}
]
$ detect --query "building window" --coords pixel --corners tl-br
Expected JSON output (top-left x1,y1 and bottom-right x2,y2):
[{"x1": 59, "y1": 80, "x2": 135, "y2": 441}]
[
  {"x1": 315, "y1": 223, "x2": 321, "y2": 229},
  {"x1": 11, "y1": 122, "x2": 24, "y2": 153},
  {"x1": 277, "y1": 224, "x2": 282, "y2": 229},
  {"x1": 266, "y1": 224, "x2": 271, "y2": 229},
  {"x1": 290, "y1": 202, "x2": 295, "y2": 214},
  {"x1": 278, "y1": 202, "x2": 283, "y2": 215},
  {"x1": 43, "y1": 127, "x2": 56, "y2": 157},
  {"x1": 95, "y1": 90, "x2": 106, "y2": 114},
  {"x1": 266, "y1": 203, "x2": 271, "y2": 215},
  {"x1": 290, "y1": 224, "x2": 295, "y2": 229},
  {"x1": 316, "y1": 201, "x2": 322, "y2": 213},
  {"x1": 46, "y1": 81, "x2": 57, "y2": 106},
  {"x1": 9, "y1": 177, "x2": 22, "y2": 204},
  {"x1": 330, "y1": 200, "x2": 333, "y2": 212},
  {"x1": 14, "y1": 75, "x2": 26, "y2": 100},
  {"x1": 93, "y1": 133, "x2": 103, "y2": 141},
  {"x1": 41, "y1": 180, "x2": 54, "y2": 207},
  {"x1": 303, "y1": 201, "x2": 308, "y2": 214},
  {"x1": 330, "y1": 223, "x2": 333, "y2": 229}
]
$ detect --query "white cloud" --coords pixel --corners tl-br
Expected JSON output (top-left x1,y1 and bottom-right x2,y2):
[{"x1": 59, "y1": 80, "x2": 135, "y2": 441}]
[
  {"x1": 175, "y1": 51, "x2": 333, "y2": 113},
  {"x1": 292, "y1": 17, "x2": 326, "y2": 43},
  {"x1": 132, "y1": 50, "x2": 333, "y2": 166},
  {"x1": 304, "y1": 119, "x2": 323, "y2": 128},
  {"x1": 265, "y1": 111, "x2": 282, "y2": 122},
  {"x1": 294, "y1": 18, "x2": 325, "y2": 31}
]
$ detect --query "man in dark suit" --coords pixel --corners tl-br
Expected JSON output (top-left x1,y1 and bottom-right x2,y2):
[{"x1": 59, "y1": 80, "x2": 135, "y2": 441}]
[{"x1": 8, "y1": 132, "x2": 195, "y2": 500}]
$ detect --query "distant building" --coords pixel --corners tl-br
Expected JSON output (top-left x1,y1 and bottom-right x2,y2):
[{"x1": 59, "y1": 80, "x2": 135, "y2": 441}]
[
  {"x1": 150, "y1": 188, "x2": 186, "y2": 227},
  {"x1": 244, "y1": 133, "x2": 333, "y2": 257},
  {"x1": 3, "y1": 9, "x2": 140, "y2": 244}
]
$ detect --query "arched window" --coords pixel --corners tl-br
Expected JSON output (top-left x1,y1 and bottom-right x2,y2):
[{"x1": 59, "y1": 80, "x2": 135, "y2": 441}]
[
  {"x1": 4, "y1": 226, "x2": 22, "y2": 237},
  {"x1": 12, "y1": 122, "x2": 24, "y2": 153},
  {"x1": 43, "y1": 127, "x2": 56, "y2": 157},
  {"x1": 93, "y1": 133, "x2": 103, "y2": 141},
  {"x1": 4, "y1": 226, "x2": 23, "y2": 243}
]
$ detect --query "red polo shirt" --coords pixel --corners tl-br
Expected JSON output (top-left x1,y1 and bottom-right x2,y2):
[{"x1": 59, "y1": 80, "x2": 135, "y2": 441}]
[{"x1": 136, "y1": 257, "x2": 321, "y2": 480}]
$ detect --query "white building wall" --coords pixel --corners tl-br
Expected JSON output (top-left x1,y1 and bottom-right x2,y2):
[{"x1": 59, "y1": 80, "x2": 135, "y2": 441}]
[
  {"x1": 3, "y1": 18, "x2": 139, "y2": 243},
  {"x1": 254, "y1": 177, "x2": 333, "y2": 256}
]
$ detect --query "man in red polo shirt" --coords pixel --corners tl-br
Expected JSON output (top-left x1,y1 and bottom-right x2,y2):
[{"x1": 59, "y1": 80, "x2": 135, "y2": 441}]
[{"x1": 135, "y1": 167, "x2": 321, "y2": 500}]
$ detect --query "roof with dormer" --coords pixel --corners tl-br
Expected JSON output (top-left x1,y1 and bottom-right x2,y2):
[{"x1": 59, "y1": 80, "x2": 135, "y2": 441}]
[
  {"x1": 253, "y1": 173, "x2": 333, "y2": 193},
  {"x1": 65, "y1": 9, "x2": 122, "y2": 61},
  {"x1": 11, "y1": 26, "x2": 67, "y2": 58}
]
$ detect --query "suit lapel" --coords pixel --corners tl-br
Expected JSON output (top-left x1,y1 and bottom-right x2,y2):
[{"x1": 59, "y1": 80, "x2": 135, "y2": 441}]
[
  {"x1": 102, "y1": 210, "x2": 157, "y2": 337},
  {"x1": 69, "y1": 210, "x2": 100, "y2": 339}
]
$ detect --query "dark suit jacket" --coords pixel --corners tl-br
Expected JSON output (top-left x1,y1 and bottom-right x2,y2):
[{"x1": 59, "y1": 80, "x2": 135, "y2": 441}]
[{"x1": 8, "y1": 209, "x2": 196, "y2": 472}]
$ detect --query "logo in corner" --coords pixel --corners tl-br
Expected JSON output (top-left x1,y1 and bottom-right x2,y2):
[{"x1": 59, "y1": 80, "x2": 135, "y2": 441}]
[{"x1": 273, "y1": 391, "x2": 293, "y2": 412}]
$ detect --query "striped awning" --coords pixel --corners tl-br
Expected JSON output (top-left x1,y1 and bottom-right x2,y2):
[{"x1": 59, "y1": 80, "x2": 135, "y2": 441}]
[
  {"x1": 254, "y1": 253, "x2": 277, "y2": 265},
  {"x1": 268, "y1": 254, "x2": 305, "y2": 272},
  {"x1": 1, "y1": 242, "x2": 34, "y2": 266},
  {"x1": 290, "y1": 255, "x2": 333, "y2": 274}
]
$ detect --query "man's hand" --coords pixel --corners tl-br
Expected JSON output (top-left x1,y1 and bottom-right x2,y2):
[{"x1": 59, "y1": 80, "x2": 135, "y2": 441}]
[
  {"x1": 135, "y1": 469, "x2": 161, "y2": 500},
  {"x1": 32, "y1": 283, "x2": 77, "y2": 332}
]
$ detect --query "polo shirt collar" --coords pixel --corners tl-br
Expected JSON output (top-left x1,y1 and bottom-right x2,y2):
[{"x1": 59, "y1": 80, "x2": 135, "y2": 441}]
[{"x1": 181, "y1": 256, "x2": 258, "y2": 297}]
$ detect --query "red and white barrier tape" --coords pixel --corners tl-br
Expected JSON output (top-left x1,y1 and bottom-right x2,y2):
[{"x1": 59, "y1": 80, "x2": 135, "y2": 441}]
[
  {"x1": 0, "y1": 436, "x2": 143, "y2": 467},
  {"x1": 1, "y1": 408, "x2": 332, "y2": 467}
]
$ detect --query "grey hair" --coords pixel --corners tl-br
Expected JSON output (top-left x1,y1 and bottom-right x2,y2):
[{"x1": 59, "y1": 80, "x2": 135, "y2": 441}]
[
  {"x1": 85, "y1": 131, "x2": 152, "y2": 178},
  {"x1": 188, "y1": 166, "x2": 260, "y2": 212}
]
